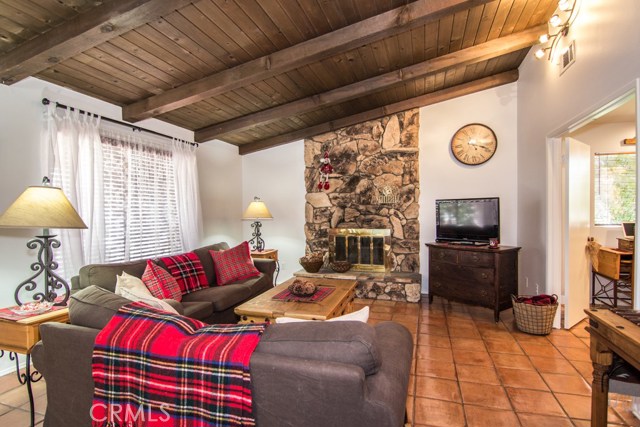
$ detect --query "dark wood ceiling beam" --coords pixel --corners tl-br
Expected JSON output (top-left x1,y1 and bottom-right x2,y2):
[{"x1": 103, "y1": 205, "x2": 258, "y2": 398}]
[
  {"x1": 196, "y1": 24, "x2": 545, "y2": 142},
  {"x1": 237, "y1": 70, "x2": 519, "y2": 155},
  {"x1": 0, "y1": 0, "x2": 195, "y2": 84},
  {"x1": 123, "y1": 0, "x2": 496, "y2": 122}
]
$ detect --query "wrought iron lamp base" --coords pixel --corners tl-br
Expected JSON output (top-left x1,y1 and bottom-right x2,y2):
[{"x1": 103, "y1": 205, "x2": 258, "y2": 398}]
[
  {"x1": 248, "y1": 221, "x2": 266, "y2": 252},
  {"x1": 15, "y1": 234, "x2": 70, "y2": 306}
]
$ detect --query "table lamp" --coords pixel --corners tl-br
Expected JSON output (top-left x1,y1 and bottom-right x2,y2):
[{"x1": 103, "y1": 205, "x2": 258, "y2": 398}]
[
  {"x1": 242, "y1": 196, "x2": 273, "y2": 251},
  {"x1": 0, "y1": 177, "x2": 87, "y2": 306}
]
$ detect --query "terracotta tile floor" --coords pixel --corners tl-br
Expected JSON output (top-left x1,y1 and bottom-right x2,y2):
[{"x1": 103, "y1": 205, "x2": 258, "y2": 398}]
[
  {"x1": 1, "y1": 296, "x2": 640, "y2": 426},
  {"x1": 400, "y1": 296, "x2": 640, "y2": 427}
]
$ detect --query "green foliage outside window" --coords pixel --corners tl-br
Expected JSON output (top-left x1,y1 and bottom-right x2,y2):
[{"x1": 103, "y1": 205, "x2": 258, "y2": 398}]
[{"x1": 594, "y1": 153, "x2": 636, "y2": 226}]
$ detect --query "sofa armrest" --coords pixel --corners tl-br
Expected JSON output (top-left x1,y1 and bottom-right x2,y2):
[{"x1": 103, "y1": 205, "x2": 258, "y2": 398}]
[
  {"x1": 253, "y1": 258, "x2": 276, "y2": 284},
  {"x1": 33, "y1": 323, "x2": 99, "y2": 427}
]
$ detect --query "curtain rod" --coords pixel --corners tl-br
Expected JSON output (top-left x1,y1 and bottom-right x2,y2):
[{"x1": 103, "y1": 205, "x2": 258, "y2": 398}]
[{"x1": 41, "y1": 98, "x2": 198, "y2": 147}]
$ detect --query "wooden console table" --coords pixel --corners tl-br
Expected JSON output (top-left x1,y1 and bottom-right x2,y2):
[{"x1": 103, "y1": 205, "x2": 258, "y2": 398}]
[
  {"x1": 592, "y1": 246, "x2": 634, "y2": 307},
  {"x1": 426, "y1": 243, "x2": 520, "y2": 322},
  {"x1": 251, "y1": 248, "x2": 279, "y2": 285},
  {"x1": 0, "y1": 308, "x2": 69, "y2": 427}
]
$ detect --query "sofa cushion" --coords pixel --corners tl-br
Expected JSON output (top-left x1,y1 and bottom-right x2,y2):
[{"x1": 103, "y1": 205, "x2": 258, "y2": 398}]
[
  {"x1": 192, "y1": 242, "x2": 230, "y2": 287},
  {"x1": 256, "y1": 321, "x2": 381, "y2": 376},
  {"x1": 181, "y1": 301, "x2": 214, "y2": 320},
  {"x1": 158, "y1": 252, "x2": 209, "y2": 294},
  {"x1": 210, "y1": 241, "x2": 260, "y2": 286},
  {"x1": 78, "y1": 259, "x2": 147, "y2": 292},
  {"x1": 69, "y1": 285, "x2": 131, "y2": 330},
  {"x1": 141, "y1": 260, "x2": 182, "y2": 302},
  {"x1": 233, "y1": 274, "x2": 272, "y2": 297},
  {"x1": 180, "y1": 284, "x2": 253, "y2": 312}
]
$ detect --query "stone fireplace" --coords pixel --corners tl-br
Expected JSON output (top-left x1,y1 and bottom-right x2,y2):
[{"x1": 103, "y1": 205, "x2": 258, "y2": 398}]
[{"x1": 301, "y1": 109, "x2": 421, "y2": 302}]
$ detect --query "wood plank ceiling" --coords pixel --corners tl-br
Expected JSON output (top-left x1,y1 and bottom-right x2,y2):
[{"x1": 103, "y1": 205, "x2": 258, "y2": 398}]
[{"x1": 0, "y1": 0, "x2": 555, "y2": 154}]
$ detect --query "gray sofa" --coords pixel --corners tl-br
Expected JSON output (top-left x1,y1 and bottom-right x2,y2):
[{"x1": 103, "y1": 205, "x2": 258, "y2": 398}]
[
  {"x1": 32, "y1": 287, "x2": 413, "y2": 427},
  {"x1": 70, "y1": 242, "x2": 275, "y2": 323}
]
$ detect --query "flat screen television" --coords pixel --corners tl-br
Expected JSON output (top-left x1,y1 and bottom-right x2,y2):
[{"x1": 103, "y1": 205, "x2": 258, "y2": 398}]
[{"x1": 435, "y1": 197, "x2": 500, "y2": 244}]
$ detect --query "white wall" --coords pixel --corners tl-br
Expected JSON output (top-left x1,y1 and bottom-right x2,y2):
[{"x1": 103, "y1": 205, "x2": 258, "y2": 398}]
[
  {"x1": 198, "y1": 140, "x2": 243, "y2": 246},
  {"x1": 241, "y1": 141, "x2": 306, "y2": 284},
  {"x1": 518, "y1": 0, "x2": 640, "y2": 293},
  {"x1": 0, "y1": 77, "x2": 193, "y2": 375},
  {"x1": 571, "y1": 122, "x2": 636, "y2": 247},
  {"x1": 419, "y1": 83, "x2": 519, "y2": 293}
]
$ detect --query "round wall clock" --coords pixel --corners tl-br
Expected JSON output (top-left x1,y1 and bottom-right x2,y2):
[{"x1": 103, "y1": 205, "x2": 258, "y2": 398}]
[{"x1": 450, "y1": 123, "x2": 497, "y2": 166}]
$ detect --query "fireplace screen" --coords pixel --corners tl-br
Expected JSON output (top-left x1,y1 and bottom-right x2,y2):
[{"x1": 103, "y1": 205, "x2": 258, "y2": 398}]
[{"x1": 329, "y1": 228, "x2": 391, "y2": 272}]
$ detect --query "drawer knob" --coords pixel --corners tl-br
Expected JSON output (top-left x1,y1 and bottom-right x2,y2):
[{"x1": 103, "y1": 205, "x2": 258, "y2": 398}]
[
  {"x1": 434, "y1": 264, "x2": 441, "y2": 271},
  {"x1": 438, "y1": 252, "x2": 445, "y2": 259},
  {"x1": 472, "y1": 255, "x2": 479, "y2": 261},
  {"x1": 433, "y1": 282, "x2": 442, "y2": 289},
  {"x1": 481, "y1": 273, "x2": 488, "y2": 279},
  {"x1": 480, "y1": 290, "x2": 488, "y2": 297}
]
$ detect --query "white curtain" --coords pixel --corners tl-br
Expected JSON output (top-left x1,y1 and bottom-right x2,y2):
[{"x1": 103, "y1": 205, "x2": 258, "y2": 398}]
[
  {"x1": 44, "y1": 104, "x2": 201, "y2": 278},
  {"x1": 172, "y1": 139, "x2": 203, "y2": 249},
  {"x1": 43, "y1": 105, "x2": 105, "y2": 277}
]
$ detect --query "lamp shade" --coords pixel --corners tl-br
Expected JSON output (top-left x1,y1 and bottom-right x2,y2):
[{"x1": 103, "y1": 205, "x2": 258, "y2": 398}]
[
  {"x1": 242, "y1": 197, "x2": 273, "y2": 220},
  {"x1": 0, "y1": 185, "x2": 87, "y2": 229}
]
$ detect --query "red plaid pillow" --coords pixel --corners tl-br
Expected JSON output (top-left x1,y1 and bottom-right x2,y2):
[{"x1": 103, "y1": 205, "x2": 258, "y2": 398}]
[
  {"x1": 159, "y1": 252, "x2": 209, "y2": 295},
  {"x1": 210, "y1": 241, "x2": 260, "y2": 286},
  {"x1": 141, "y1": 260, "x2": 182, "y2": 301}
]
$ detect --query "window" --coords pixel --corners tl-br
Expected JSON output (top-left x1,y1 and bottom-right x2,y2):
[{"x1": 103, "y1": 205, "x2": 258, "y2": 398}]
[
  {"x1": 102, "y1": 136, "x2": 183, "y2": 262},
  {"x1": 594, "y1": 152, "x2": 636, "y2": 226}
]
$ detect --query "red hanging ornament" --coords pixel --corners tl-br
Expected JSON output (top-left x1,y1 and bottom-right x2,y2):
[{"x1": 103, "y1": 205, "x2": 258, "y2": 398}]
[{"x1": 318, "y1": 151, "x2": 333, "y2": 191}]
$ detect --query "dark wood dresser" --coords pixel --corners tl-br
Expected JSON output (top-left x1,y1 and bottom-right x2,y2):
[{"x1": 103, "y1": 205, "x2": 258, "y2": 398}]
[{"x1": 426, "y1": 243, "x2": 521, "y2": 322}]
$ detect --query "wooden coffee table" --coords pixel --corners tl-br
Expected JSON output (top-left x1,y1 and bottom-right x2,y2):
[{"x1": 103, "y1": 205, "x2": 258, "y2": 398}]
[{"x1": 235, "y1": 277, "x2": 357, "y2": 323}]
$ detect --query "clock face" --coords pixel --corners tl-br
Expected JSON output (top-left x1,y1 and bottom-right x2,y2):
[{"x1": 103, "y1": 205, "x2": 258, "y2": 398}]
[{"x1": 450, "y1": 124, "x2": 497, "y2": 166}]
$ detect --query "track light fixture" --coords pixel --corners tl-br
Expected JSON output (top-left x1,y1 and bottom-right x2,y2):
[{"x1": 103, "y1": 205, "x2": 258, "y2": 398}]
[{"x1": 534, "y1": 0, "x2": 580, "y2": 63}]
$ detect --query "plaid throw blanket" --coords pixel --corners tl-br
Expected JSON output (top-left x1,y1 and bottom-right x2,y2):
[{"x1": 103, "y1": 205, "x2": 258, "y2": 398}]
[{"x1": 91, "y1": 302, "x2": 267, "y2": 427}]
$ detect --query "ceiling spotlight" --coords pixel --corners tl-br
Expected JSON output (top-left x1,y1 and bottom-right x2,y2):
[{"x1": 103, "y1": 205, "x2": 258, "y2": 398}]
[
  {"x1": 558, "y1": 0, "x2": 573, "y2": 11},
  {"x1": 549, "y1": 14, "x2": 563, "y2": 27}
]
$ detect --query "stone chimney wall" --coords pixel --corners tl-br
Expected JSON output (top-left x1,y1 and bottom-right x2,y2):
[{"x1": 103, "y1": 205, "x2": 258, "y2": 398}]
[{"x1": 304, "y1": 109, "x2": 420, "y2": 273}]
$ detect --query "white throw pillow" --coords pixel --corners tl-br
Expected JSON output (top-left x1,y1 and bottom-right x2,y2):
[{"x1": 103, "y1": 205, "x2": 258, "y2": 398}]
[
  {"x1": 274, "y1": 306, "x2": 369, "y2": 324},
  {"x1": 115, "y1": 271, "x2": 153, "y2": 297},
  {"x1": 116, "y1": 272, "x2": 179, "y2": 314}
]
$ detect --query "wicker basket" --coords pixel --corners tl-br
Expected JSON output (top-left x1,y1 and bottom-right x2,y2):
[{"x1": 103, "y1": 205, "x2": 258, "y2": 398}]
[
  {"x1": 299, "y1": 258, "x2": 324, "y2": 273},
  {"x1": 511, "y1": 294, "x2": 558, "y2": 335},
  {"x1": 330, "y1": 261, "x2": 352, "y2": 273}
]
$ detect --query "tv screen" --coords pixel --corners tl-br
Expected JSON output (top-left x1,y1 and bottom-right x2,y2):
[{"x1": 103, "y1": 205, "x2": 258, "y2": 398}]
[{"x1": 436, "y1": 197, "x2": 500, "y2": 244}]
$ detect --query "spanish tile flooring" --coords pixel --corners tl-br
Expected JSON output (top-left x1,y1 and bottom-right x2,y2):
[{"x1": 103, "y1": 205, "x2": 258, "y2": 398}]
[{"x1": 1, "y1": 296, "x2": 639, "y2": 426}]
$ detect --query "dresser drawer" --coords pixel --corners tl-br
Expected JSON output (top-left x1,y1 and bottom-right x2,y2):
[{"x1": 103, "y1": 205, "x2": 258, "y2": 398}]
[
  {"x1": 460, "y1": 251, "x2": 494, "y2": 267},
  {"x1": 430, "y1": 248, "x2": 459, "y2": 264},
  {"x1": 429, "y1": 277, "x2": 494, "y2": 305},
  {"x1": 431, "y1": 263, "x2": 494, "y2": 285}
]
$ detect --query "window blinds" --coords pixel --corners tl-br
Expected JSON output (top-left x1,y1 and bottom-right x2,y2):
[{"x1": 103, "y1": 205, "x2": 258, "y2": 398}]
[
  {"x1": 102, "y1": 137, "x2": 183, "y2": 262},
  {"x1": 593, "y1": 152, "x2": 636, "y2": 226}
]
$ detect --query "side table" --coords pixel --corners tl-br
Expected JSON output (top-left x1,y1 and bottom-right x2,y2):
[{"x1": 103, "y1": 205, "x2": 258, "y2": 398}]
[
  {"x1": 0, "y1": 308, "x2": 69, "y2": 427},
  {"x1": 251, "y1": 249, "x2": 279, "y2": 285}
]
